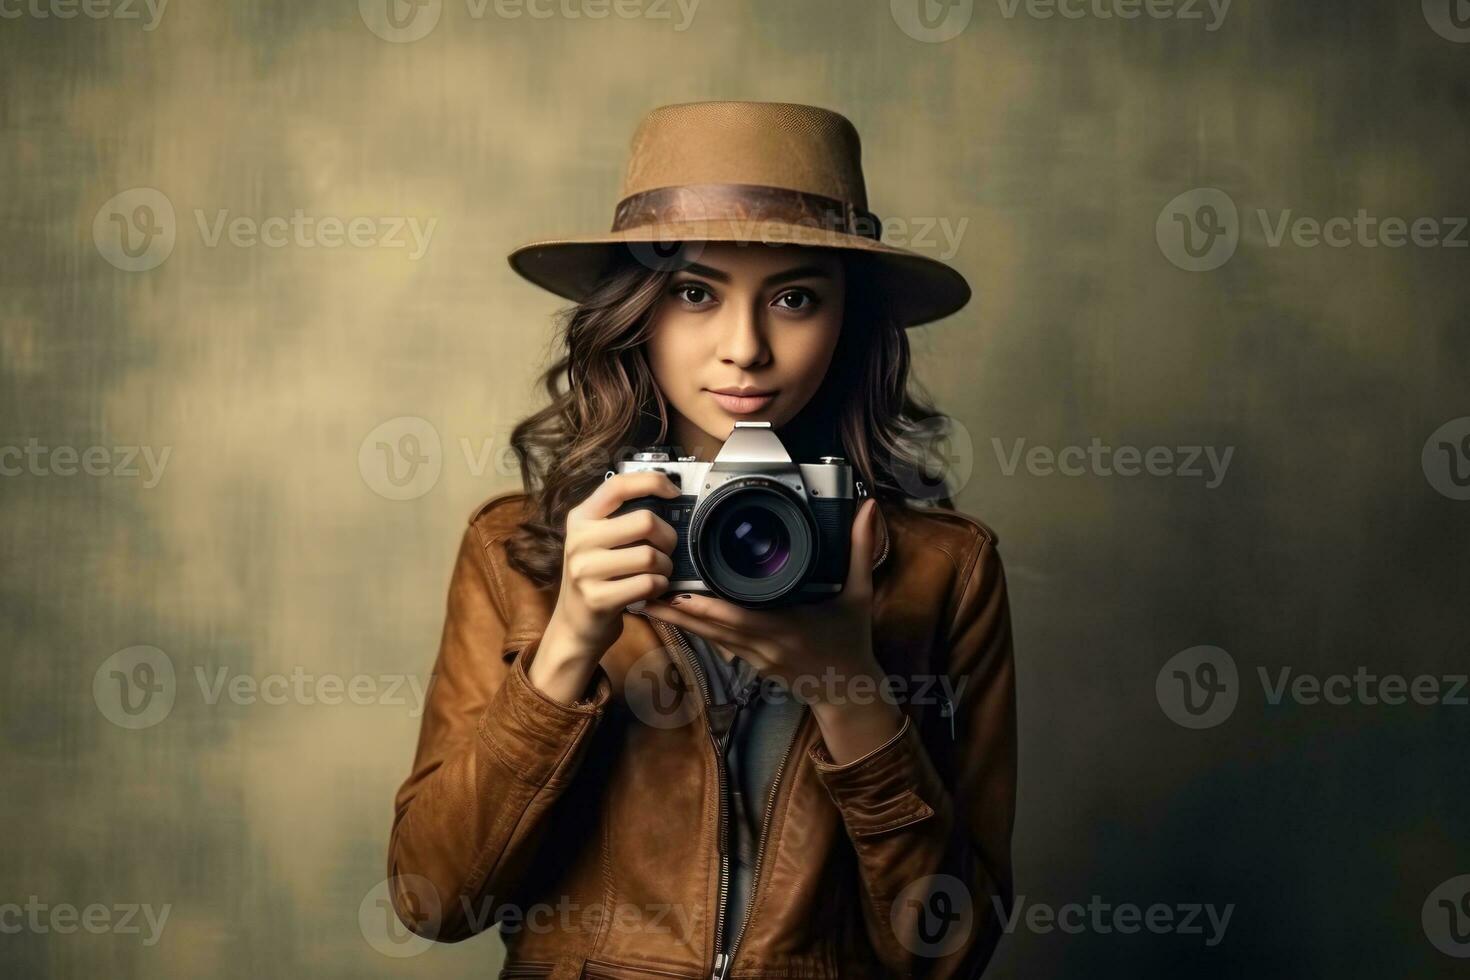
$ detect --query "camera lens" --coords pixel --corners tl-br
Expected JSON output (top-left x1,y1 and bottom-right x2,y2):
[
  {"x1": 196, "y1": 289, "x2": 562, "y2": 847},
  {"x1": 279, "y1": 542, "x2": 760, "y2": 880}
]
[
  {"x1": 690, "y1": 480, "x2": 817, "y2": 606},
  {"x1": 719, "y1": 505, "x2": 791, "y2": 579}
]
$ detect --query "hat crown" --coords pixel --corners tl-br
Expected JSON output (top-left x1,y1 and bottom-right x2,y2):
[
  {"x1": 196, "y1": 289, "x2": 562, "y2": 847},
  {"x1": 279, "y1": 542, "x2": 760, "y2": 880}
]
[{"x1": 619, "y1": 101, "x2": 869, "y2": 209}]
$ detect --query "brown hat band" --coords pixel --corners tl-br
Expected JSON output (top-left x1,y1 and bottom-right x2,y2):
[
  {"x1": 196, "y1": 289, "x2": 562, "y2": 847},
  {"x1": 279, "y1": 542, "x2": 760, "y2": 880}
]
[{"x1": 610, "y1": 182, "x2": 883, "y2": 241}]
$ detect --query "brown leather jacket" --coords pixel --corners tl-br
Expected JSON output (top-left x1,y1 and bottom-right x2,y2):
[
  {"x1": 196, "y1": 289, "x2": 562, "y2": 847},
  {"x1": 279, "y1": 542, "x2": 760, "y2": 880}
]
[{"x1": 387, "y1": 491, "x2": 1017, "y2": 979}]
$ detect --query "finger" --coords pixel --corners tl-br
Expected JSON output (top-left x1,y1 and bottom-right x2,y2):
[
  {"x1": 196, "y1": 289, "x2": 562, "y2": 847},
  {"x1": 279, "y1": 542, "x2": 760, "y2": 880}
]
[
  {"x1": 579, "y1": 508, "x2": 680, "y2": 554},
  {"x1": 575, "y1": 544, "x2": 674, "y2": 583},
  {"x1": 653, "y1": 592, "x2": 773, "y2": 636},
  {"x1": 844, "y1": 497, "x2": 878, "y2": 603},
  {"x1": 586, "y1": 573, "x2": 669, "y2": 611},
  {"x1": 574, "y1": 470, "x2": 681, "y2": 522},
  {"x1": 642, "y1": 601, "x2": 756, "y2": 656}
]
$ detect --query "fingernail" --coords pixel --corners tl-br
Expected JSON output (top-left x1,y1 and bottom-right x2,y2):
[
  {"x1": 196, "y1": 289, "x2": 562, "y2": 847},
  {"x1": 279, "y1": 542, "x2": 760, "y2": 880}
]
[{"x1": 670, "y1": 593, "x2": 693, "y2": 605}]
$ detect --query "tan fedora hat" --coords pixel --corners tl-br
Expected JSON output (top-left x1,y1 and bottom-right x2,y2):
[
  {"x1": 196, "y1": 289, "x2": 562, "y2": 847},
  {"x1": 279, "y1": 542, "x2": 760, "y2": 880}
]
[{"x1": 506, "y1": 100, "x2": 972, "y2": 328}]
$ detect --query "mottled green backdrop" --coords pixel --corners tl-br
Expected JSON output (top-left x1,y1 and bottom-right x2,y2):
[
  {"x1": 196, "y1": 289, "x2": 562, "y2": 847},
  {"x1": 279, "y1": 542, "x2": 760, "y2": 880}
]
[{"x1": 2, "y1": 0, "x2": 1467, "y2": 977}]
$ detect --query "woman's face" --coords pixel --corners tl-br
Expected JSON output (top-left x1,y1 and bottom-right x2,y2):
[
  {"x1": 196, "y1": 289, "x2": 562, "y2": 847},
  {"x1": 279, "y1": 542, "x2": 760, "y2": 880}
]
[{"x1": 644, "y1": 243, "x2": 846, "y2": 461}]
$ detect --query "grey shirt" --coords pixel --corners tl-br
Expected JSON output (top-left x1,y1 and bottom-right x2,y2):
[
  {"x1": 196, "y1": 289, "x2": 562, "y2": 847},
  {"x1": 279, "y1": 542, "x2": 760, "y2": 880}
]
[{"x1": 679, "y1": 629, "x2": 806, "y2": 957}]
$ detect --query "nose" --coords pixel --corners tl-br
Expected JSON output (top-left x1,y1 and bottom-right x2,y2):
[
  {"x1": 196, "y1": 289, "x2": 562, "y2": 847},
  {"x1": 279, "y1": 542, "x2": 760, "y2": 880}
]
[{"x1": 714, "y1": 295, "x2": 770, "y2": 369}]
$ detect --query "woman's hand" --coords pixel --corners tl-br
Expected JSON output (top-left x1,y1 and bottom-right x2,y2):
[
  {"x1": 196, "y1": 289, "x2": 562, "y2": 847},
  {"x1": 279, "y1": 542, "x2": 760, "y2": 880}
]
[
  {"x1": 644, "y1": 497, "x2": 905, "y2": 763},
  {"x1": 544, "y1": 470, "x2": 683, "y2": 661},
  {"x1": 641, "y1": 496, "x2": 887, "y2": 706}
]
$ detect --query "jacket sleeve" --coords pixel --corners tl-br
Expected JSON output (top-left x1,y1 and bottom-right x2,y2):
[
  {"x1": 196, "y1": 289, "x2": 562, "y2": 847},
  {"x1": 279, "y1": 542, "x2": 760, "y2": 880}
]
[
  {"x1": 385, "y1": 520, "x2": 615, "y2": 942},
  {"x1": 806, "y1": 530, "x2": 1017, "y2": 977}
]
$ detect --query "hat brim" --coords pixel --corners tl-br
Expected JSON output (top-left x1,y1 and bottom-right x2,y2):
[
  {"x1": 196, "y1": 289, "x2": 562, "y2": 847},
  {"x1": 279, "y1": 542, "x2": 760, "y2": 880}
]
[{"x1": 506, "y1": 220, "x2": 972, "y2": 328}]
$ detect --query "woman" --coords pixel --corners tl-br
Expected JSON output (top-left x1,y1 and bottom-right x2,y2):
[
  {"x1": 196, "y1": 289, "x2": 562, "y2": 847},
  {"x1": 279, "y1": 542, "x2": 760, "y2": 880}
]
[{"x1": 387, "y1": 101, "x2": 1017, "y2": 979}]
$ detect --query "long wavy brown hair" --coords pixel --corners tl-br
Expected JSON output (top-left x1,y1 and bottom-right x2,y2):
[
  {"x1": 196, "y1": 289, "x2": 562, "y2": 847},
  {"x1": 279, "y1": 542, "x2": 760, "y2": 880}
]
[{"x1": 504, "y1": 244, "x2": 960, "y2": 589}]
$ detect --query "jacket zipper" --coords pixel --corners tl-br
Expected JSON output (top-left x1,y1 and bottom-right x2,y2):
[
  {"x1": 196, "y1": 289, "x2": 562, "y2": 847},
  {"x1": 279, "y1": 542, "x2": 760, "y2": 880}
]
[
  {"x1": 651, "y1": 615, "x2": 809, "y2": 980},
  {"x1": 713, "y1": 700, "x2": 808, "y2": 980},
  {"x1": 644, "y1": 616, "x2": 734, "y2": 980}
]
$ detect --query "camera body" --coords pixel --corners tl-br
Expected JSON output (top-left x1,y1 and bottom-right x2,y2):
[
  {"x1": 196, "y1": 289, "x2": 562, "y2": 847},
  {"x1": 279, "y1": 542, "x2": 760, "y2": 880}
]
[{"x1": 610, "y1": 421, "x2": 866, "y2": 608}]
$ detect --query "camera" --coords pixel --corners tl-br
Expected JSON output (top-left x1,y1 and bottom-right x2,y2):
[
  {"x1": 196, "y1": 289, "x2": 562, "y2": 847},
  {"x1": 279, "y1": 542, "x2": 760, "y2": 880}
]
[{"x1": 609, "y1": 421, "x2": 867, "y2": 608}]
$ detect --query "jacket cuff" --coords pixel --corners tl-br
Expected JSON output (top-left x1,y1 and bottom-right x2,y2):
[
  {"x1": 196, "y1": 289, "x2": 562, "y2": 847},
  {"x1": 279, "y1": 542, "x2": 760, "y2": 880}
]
[
  {"x1": 808, "y1": 714, "x2": 940, "y2": 839},
  {"x1": 476, "y1": 633, "x2": 613, "y2": 786}
]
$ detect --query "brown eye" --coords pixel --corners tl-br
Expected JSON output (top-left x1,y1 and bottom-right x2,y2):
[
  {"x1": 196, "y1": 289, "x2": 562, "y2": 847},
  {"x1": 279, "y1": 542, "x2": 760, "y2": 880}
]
[
  {"x1": 774, "y1": 289, "x2": 816, "y2": 311},
  {"x1": 673, "y1": 283, "x2": 714, "y2": 306}
]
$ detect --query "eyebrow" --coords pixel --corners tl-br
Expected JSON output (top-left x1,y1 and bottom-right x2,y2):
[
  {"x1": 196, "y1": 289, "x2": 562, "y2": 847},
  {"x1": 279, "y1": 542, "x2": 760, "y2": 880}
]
[{"x1": 678, "y1": 262, "x2": 834, "y2": 287}]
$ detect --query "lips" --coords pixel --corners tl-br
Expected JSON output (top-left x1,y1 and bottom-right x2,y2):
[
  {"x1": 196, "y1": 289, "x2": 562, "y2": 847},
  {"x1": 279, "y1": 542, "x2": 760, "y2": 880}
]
[{"x1": 707, "y1": 390, "x2": 777, "y2": 414}]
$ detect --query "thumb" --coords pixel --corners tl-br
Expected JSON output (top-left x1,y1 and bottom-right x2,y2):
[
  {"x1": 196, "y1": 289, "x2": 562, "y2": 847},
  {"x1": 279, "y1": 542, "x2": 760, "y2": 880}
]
[{"x1": 844, "y1": 497, "x2": 878, "y2": 601}]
